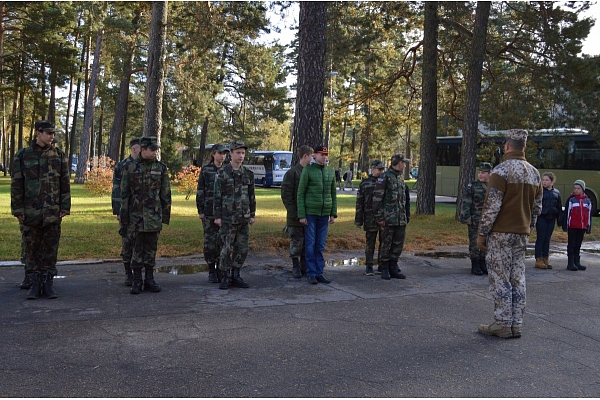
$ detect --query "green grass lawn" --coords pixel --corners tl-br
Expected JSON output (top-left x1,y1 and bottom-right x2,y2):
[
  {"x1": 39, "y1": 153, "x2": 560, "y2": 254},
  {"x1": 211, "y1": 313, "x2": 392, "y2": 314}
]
[{"x1": 0, "y1": 175, "x2": 578, "y2": 261}]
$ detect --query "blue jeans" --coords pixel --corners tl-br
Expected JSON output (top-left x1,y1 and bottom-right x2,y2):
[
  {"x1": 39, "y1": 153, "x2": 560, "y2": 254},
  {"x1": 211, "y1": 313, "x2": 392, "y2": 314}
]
[
  {"x1": 304, "y1": 215, "x2": 330, "y2": 277},
  {"x1": 534, "y1": 217, "x2": 555, "y2": 258}
]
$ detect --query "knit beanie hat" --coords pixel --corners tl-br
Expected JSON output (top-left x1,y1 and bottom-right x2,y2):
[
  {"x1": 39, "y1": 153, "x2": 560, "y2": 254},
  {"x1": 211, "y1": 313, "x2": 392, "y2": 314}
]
[{"x1": 574, "y1": 179, "x2": 586, "y2": 191}]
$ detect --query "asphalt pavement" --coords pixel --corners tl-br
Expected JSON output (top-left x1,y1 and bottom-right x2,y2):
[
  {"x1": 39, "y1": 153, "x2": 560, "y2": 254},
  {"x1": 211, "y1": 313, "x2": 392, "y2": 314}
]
[{"x1": 1, "y1": 241, "x2": 599, "y2": 397}]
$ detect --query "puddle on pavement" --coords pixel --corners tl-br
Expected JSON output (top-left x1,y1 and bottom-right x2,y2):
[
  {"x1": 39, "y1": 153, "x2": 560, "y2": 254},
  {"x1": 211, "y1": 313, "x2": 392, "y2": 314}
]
[
  {"x1": 325, "y1": 257, "x2": 365, "y2": 267},
  {"x1": 156, "y1": 264, "x2": 207, "y2": 275}
]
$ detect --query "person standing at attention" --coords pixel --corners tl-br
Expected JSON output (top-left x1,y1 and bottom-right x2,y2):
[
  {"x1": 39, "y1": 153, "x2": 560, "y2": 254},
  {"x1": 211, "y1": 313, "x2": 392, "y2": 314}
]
[
  {"x1": 459, "y1": 162, "x2": 492, "y2": 276},
  {"x1": 112, "y1": 137, "x2": 141, "y2": 286},
  {"x1": 355, "y1": 160, "x2": 386, "y2": 276},
  {"x1": 121, "y1": 136, "x2": 171, "y2": 295},
  {"x1": 297, "y1": 145, "x2": 337, "y2": 285},
  {"x1": 197, "y1": 143, "x2": 229, "y2": 283},
  {"x1": 281, "y1": 145, "x2": 313, "y2": 278},
  {"x1": 11, "y1": 120, "x2": 71, "y2": 299},
  {"x1": 562, "y1": 179, "x2": 592, "y2": 271},
  {"x1": 214, "y1": 140, "x2": 256, "y2": 290},
  {"x1": 477, "y1": 129, "x2": 542, "y2": 339},
  {"x1": 534, "y1": 172, "x2": 562, "y2": 269}
]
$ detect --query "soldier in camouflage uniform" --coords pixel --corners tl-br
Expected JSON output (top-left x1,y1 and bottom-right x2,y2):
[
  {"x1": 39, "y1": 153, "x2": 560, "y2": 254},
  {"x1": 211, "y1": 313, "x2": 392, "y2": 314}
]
[
  {"x1": 459, "y1": 162, "x2": 492, "y2": 276},
  {"x1": 11, "y1": 120, "x2": 71, "y2": 299},
  {"x1": 280, "y1": 145, "x2": 313, "y2": 278},
  {"x1": 120, "y1": 136, "x2": 171, "y2": 295},
  {"x1": 214, "y1": 140, "x2": 256, "y2": 290},
  {"x1": 477, "y1": 129, "x2": 542, "y2": 339},
  {"x1": 197, "y1": 143, "x2": 229, "y2": 283},
  {"x1": 355, "y1": 160, "x2": 386, "y2": 276},
  {"x1": 111, "y1": 138, "x2": 140, "y2": 286},
  {"x1": 372, "y1": 154, "x2": 411, "y2": 280}
]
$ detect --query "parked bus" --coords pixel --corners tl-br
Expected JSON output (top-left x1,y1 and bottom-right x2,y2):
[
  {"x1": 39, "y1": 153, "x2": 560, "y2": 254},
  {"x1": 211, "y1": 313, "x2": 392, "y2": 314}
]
[
  {"x1": 436, "y1": 129, "x2": 600, "y2": 214},
  {"x1": 244, "y1": 150, "x2": 292, "y2": 187}
]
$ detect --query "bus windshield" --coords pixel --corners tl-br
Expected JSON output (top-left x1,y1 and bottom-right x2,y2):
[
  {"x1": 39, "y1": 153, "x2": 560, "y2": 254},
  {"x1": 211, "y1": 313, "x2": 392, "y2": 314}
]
[{"x1": 273, "y1": 152, "x2": 292, "y2": 171}]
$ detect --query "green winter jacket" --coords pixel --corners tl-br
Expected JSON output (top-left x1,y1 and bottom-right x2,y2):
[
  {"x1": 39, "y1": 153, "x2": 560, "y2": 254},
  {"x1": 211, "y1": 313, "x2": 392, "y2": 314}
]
[{"x1": 297, "y1": 162, "x2": 337, "y2": 218}]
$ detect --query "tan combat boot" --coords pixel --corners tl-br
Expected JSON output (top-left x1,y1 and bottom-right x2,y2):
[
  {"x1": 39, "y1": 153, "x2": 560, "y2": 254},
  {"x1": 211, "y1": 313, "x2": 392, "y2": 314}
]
[
  {"x1": 478, "y1": 322, "x2": 513, "y2": 338},
  {"x1": 543, "y1": 257, "x2": 553, "y2": 269},
  {"x1": 535, "y1": 258, "x2": 547, "y2": 269}
]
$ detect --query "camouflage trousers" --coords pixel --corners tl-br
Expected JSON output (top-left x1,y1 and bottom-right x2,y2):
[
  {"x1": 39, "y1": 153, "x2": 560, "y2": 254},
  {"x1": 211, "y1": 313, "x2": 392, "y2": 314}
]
[
  {"x1": 468, "y1": 224, "x2": 486, "y2": 260},
  {"x1": 286, "y1": 225, "x2": 305, "y2": 259},
  {"x1": 202, "y1": 218, "x2": 221, "y2": 264},
  {"x1": 22, "y1": 224, "x2": 62, "y2": 275},
  {"x1": 19, "y1": 222, "x2": 27, "y2": 267},
  {"x1": 131, "y1": 231, "x2": 160, "y2": 269},
  {"x1": 486, "y1": 232, "x2": 527, "y2": 328},
  {"x1": 119, "y1": 223, "x2": 134, "y2": 263},
  {"x1": 378, "y1": 225, "x2": 406, "y2": 262},
  {"x1": 364, "y1": 229, "x2": 382, "y2": 266},
  {"x1": 219, "y1": 222, "x2": 249, "y2": 271}
]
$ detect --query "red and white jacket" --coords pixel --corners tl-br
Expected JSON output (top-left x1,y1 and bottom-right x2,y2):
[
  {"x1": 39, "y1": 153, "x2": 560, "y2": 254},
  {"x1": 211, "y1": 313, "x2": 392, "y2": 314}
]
[{"x1": 562, "y1": 193, "x2": 592, "y2": 233}]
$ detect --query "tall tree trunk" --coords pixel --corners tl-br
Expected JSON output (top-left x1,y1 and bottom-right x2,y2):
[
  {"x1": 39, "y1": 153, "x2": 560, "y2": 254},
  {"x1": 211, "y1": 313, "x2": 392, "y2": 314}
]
[
  {"x1": 69, "y1": 34, "x2": 87, "y2": 177},
  {"x1": 360, "y1": 66, "x2": 371, "y2": 176},
  {"x1": 417, "y1": 1, "x2": 439, "y2": 215},
  {"x1": 291, "y1": 1, "x2": 327, "y2": 165},
  {"x1": 197, "y1": 116, "x2": 209, "y2": 167},
  {"x1": 97, "y1": 101, "x2": 104, "y2": 159},
  {"x1": 75, "y1": 29, "x2": 103, "y2": 184},
  {"x1": 144, "y1": 1, "x2": 168, "y2": 159},
  {"x1": 17, "y1": 55, "x2": 25, "y2": 150},
  {"x1": 456, "y1": 1, "x2": 491, "y2": 220},
  {"x1": 48, "y1": 66, "x2": 56, "y2": 123},
  {"x1": 0, "y1": 1, "x2": 5, "y2": 175}
]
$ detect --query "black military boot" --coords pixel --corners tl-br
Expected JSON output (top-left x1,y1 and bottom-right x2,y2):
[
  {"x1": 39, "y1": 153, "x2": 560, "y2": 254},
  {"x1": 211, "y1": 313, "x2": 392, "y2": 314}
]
[
  {"x1": 574, "y1": 255, "x2": 587, "y2": 271},
  {"x1": 219, "y1": 269, "x2": 231, "y2": 290},
  {"x1": 130, "y1": 268, "x2": 143, "y2": 294},
  {"x1": 389, "y1": 260, "x2": 406, "y2": 279},
  {"x1": 479, "y1": 258, "x2": 488, "y2": 275},
  {"x1": 292, "y1": 258, "x2": 302, "y2": 278},
  {"x1": 208, "y1": 262, "x2": 219, "y2": 283},
  {"x1": 300, "y1": 256, "x2": 307, "y2": 276},
  {"x1": 471, "y1": 258, "x2": 483, "y2": 275},
  {"x1": 26, "y1": 273, "x2": 42, "y2": 300},
  {"x1": 365, "y1": 264, "x2": 374, "y2": 276},
  {"x1": 143, "y1": 265, "x2": 162, "y2": 292},
  {"x1": 41, "y1": 272, "x2": 58, "y2": 299},
  {"x1": 566, "y1": 255, "x2": 578, "y2": 271},
  {"x1": 231, "y1": 268, "x2": 250, "y2": 288},
  {"x1": 124, "y1": 262, "x2": 133, "y2": 286},
  {"x1": 381, "y1": 260, "x2": 391, "y2": 280},
  {"x1": 20, "y1": 272, "x2": 32, "y2": 290}
]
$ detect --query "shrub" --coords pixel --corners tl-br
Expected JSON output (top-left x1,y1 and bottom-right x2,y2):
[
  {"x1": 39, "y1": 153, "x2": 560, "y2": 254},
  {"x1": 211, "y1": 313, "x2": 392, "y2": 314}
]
[
  {"x1": 84, "y1": 156, "x2": 116, "y2": 197},
  {"x1": 171, "y1": 165, "x2": 201, "y2": 200}
]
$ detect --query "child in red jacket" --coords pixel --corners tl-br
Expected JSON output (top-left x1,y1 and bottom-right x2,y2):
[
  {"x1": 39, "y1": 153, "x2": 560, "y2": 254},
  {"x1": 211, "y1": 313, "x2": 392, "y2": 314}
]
[{"x1": 562, "y1": 180, "x2": 592, "y2": 271}]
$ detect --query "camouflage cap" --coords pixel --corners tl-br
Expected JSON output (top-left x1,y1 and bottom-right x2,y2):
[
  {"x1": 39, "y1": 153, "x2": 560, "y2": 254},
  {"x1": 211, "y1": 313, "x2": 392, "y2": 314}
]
[
  {"x1": 140, "y1": 136, "x2": 159, "y2": 150},
  {"x1": 211, "y1": 143, "x2": 228, "y2": 153},
  {"x1": 35, "y1": 120, "x2": 56, "y2": 133},
  {"x1": 370, "y1": 159, "x2": 386, "y2": 169},
  {"x1": 506, "y1": 129, "x2": 528, "y2": 142},
  {"x1": 391, "y1": 153, "x2": 410, "y2": 165},
  {"x1": 230, "y1": 140, "x2": 247, "y2": 150},
  {"x1": 478, "y1": 162, "x2": 493, "y2": 172},
  {"x1": 129, "y1": 138, "x2": 140, "y2": 147}
]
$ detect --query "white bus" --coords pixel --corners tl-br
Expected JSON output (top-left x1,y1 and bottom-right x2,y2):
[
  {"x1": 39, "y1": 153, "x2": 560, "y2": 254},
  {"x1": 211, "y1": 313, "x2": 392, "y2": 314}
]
[{"x1": 244, "y1": 150, "x2": 293, "y2": 187}]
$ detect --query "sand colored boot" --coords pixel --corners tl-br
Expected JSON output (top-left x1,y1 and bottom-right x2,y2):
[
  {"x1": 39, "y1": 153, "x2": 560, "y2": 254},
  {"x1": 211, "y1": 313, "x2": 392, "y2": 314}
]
[
  {"x1": 535, "y1": 258, "x2": 547, "y2": 269},
  {"x1": 543, "y1": 257, "x2": 553, "y2": 269}
]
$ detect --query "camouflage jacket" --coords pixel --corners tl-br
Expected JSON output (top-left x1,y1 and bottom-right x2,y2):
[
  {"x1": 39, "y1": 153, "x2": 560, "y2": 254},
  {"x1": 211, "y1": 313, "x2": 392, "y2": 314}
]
[
  {"x1": 459, "y1": 181, "x2": 487, "y2": 225},
  {"x1": 120, "y1": 157, "x2": 171, "y2": 232},
  {"x1": 214, "y1": 163, "x2": 256, "y2": 224},
  {"x1": 372, "y1": 167, "x2": 409, "y2": 226},
  {"x1": 479, "y1": 151, "x2": 542, "y2": 236},
  {"x1": 11, "y1": 142, "x2": 71, "y2": 227},
  {"x1": 355, "y1": 175, "x2": 379, "y2": 231},
  {"x1": 111, "y1": 155, "x2": 136, "y2": 215},
  {"x1": 196, "y1": 162, "x2": 221, "y2": 218},
  {"x1": 280, "y1": 163, "x2": 304, "y2": 227}
]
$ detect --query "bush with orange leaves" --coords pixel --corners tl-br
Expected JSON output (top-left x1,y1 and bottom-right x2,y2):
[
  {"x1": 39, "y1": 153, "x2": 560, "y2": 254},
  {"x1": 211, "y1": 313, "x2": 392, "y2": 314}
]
[
  {"x1": 171, "y1": 165, "x2": 201, "y2": 200},
  {"x1": 83, "y1": 156, "x2": 117, "y2": 197}
]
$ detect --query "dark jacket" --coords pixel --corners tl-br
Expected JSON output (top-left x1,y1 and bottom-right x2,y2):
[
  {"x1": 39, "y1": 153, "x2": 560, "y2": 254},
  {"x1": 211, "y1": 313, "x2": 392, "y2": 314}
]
[
  {"x1": 297, "y1": 162, "x2": 337, "y2": 218},
  {"x1": 196, "y1": 162, "x2": 220, "y2": 218},
  {"x1": 355, "y1": 176, "x2": 379, "y2": 231},
  {"x1": 281, "y1": 163, "x2": 304, "y2": 227},
  {"x1": 540, "y1": 186, "x2": 562, "y2": 224},
  {"x1": 562, "y1": 193, "x2": 592, "y2": 233}
]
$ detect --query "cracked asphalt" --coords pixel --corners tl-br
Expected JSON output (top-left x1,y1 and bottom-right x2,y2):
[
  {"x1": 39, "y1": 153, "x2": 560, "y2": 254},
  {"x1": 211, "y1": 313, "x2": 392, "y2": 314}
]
[{"x1": 1, "y1": 243, "x2": 599, "y2": 397}]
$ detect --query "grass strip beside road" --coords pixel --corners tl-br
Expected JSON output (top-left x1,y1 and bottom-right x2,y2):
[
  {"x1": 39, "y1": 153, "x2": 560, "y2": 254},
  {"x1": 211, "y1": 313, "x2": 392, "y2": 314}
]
[{"x1": 0, "y1": 176, "x2": 573, "y2": 261}]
